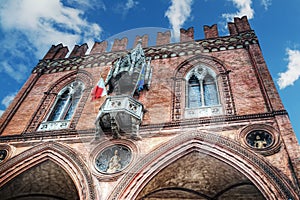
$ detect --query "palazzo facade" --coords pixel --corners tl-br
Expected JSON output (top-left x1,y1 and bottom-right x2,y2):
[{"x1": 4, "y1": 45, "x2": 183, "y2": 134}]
[{"x1": 0, "y1": 16, "x2": 299, "y2": 200}]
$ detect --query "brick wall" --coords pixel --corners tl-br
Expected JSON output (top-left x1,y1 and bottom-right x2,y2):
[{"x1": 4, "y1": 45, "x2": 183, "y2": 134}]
[{"x1": 1, "y1": 17, "x2": 299, "y2": 198}]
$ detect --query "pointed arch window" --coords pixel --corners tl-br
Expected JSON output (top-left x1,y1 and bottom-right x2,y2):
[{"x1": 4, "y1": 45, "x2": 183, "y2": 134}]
[
  {"x1": 48, "y1": 81, "x2": 84, "y2": 121},
  {"x1": 38, "y1": 81, "x2": 84, "y2": 131},
  {"x1": 185, "y1": 66, "x2": 222, "y2": 118}
]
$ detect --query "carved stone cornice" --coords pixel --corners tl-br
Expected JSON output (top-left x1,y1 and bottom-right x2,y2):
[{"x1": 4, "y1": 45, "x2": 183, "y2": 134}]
[{"x1": 32, "y1": 31, "x2": 258, "y2": 74}]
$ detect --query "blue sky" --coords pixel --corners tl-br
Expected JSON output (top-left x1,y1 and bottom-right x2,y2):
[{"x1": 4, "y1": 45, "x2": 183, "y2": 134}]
[{"x1": 0, "y1": 0, "x2": 299, "y2": 142}]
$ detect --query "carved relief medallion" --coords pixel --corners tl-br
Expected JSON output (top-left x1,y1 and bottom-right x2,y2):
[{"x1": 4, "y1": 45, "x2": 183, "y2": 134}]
[
  {"x1": 239, "y1": 124, "x2": 281, "y2": 156},
  {"x1": 95, "y1": 145, "x2": 132, "y2": 174}
]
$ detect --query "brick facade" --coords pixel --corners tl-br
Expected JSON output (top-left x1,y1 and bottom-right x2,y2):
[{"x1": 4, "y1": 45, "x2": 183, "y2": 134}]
[{"x1": 0, "y1": 16, "x2": 299, "y2": 200}]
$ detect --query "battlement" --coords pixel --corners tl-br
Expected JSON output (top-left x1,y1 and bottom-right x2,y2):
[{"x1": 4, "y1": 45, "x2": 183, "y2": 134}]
[{"x1": 42, "y1": 16, "x2": 252, "y2": 60}]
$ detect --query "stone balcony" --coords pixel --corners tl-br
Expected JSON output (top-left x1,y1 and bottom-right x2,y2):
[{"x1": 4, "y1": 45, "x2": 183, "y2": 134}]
[{"x1": 96, "y1": 95, "x2": 144, "y2": 139}]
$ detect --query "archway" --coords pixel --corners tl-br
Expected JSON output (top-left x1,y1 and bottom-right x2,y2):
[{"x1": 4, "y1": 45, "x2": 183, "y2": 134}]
[
  {"x1": 109, "y1": 132, "x2": 298, "y2": 199},
  {"x1": 0, "y1": 160, "x2": 79, "y2": 200},
  {"x1": 137, "y1": 151, "x2": 264, "y2": 199},
  {"x1": 0, "y1": 142, "x2": 95, "y2": 200}
]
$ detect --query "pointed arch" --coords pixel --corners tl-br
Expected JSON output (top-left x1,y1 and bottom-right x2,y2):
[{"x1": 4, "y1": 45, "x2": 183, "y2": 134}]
[
  {"x1": 25, "y1": 70, "x2": 94, "y2": 133},
  {"x1": 172, "y1": 55, "x2": 236, "y2": 120},
  {"x1": 0, "y1": 141, "x2": 95, "y2": 200},
  {"x1": 174, "y1": 54, "x2": 229, "y2": 77},
  {"x1": 108, "y1": 132, "x2": 298, "y2": 200}
]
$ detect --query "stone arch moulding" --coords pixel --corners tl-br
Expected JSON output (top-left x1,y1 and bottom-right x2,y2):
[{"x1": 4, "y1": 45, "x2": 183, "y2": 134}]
[
  {"x1": 25, "y1": 70, "x2": 94, "y2": 133},
  {"x1": 108, "y1": 132, "x2": 299, "y2": 200},
  {"x1": 0, "y1": 141, "x2": 95, "y2": 200},
  {"x1": 172, "y1": 54, "x2": 236, "y2": 121}
]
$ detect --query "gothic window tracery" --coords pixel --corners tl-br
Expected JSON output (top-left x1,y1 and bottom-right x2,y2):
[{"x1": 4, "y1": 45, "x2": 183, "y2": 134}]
[
  {"x1": 186, "y1": 66, "x2": 219, "y2": 108},
  {"x1": 37, "y1": 81, "x2": 84, "y2": 131},
  {"x1": 47, "y1": 81, "x2": 84, "y2": 122},
  {"x1": 184, "y1": 65, "x2": 222, "y2": 118},
  {"x1": 173, "y1": 56, "x2": 235, "y2": 121}
]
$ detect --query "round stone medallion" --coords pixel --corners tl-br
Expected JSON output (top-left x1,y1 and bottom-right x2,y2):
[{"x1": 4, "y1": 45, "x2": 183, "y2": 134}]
[{"x1": 95, "y1": 145, "x2": 132, "y2": 174}]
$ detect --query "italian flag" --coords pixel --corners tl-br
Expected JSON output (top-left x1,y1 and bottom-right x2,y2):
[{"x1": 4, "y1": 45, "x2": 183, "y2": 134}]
[{"x1": 91, "y1": 77, "x2": 107, "y2": 100}]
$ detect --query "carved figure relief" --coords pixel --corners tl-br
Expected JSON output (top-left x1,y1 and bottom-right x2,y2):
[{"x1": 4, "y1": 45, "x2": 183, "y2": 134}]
[
  {"x1": 95, "y1": 145, "x2": 132, "y2": 174},
  {"x1": 106, "y1": 150, "x2": 122, "y2": 173},
  {"x1": 246, "y1": 130, "x2": 272, "y2": 149},
  {"x1": 239, "y1": 124, "x2": 281, "y2": 156}
]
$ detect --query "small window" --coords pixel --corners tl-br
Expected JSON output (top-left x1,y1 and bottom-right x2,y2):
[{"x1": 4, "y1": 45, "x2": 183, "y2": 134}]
[
  {"x1": 185, "y1": 66, "x2": 222, "y2": 118},
  {"x1": 47, "y1": 81, "x2": 84, "y2": 122},
  {"x1": 186, "y1": 67, "x2": 219, "y2": 108},
  {"x1": 37, "y1": 81, "x2": 84, "y2": 131}
]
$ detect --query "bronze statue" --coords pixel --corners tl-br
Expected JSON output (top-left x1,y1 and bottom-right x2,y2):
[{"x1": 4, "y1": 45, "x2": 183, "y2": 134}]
[{"x1": 254, "y1": 135, "x2": 267, "y2": 149}]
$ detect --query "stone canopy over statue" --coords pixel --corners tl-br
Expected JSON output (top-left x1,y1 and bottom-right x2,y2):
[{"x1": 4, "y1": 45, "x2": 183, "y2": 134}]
[
  {"x1": 105, "y1": 41, "x2": 152, "y2": 96},
  {"x1": 95, "y1": 41, "x2": 152, "y2": 140}
]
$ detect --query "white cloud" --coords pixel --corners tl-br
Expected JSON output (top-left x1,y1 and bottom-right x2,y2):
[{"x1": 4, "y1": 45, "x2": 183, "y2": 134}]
[
  {"x1": 0, "y1": 0, "x2": 102, "y2": 54},
  {"x1": 126, "y1": 0, "x2": 139, "y2": 10},
  {"x1": 0, "y1": 110, "x2": 4, "y2": 117},
  {"x1": 0, "y1": 93, "x2": 16, "y2": 117},
  {"x1": 222, "y1": 0, "x2": 254, "y2": 21},
  {"x1": 277, "y1": 49, "x2": 300, "y2": 89},
  {"x1": 261, "y1": 0, "x2": 272, "y2": 10},
  {"x1": 0, "y1": 61, "x2": 28, "y2": 83},
  {"x1": 65, "y1": 0, "x2": 106, "y2": 11},
  {"x1": 0, "y1": 0, "x2": 102, "y2": 84},
  {"x1": 222, "y1": 0, "x2": 272, "y2": 21},
  {"x1": 0, "y1": 0, "x2": 102, "y2": 82},
  {"x1": 1, "y1": 93, "x2": 16, "y2": 108},
  {"x1": 165, "y1": 0, "x2": 193, "y2": 42},
  {"x1": 116, "y1": 0, "x2": 138, "y2": 17}
]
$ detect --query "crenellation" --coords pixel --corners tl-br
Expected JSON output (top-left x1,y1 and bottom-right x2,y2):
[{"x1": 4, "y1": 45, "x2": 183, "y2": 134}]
[
  {"x1": 180, "y1": 27, "x2": 194, "y2": 42},
  {"x1": 111, "y1": 37, "x2": 128, "y2": 51},
  {"x1": 2, "y1": 15, "x2": 299, "y2": 199},
  {"x1": 43, "y1": 43, "x2": 69, "y2": 60},
  {"x1": 156, "y1": 31, "x2": 171, "y2": 46},
  {"x1": 90, "y1": 41, "x2": 108, "y2": 54},
  {"x1": 234, "y1": 16, "x2": 251, "y2": 33},
  {"x1": 69, "y1": 43, "x2": 88, "y2": 58},
  {"x1": 133, "y1": 34, "x2": 148, "y2": 48},
  {"x1": 228, "y1": 22, "x2": 238, "y2": 35},
  {"x1": 41, "y1": 16, "x2": 253, "y2": 61},
  {"x1": 204, "y1": 24, "x2": 219, "y2": 39}
]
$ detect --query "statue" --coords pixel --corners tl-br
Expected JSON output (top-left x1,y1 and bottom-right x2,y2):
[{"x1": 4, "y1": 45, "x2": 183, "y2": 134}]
[
  {"x1": 254, "y1": 135, "x2": 267, "y2": 148},
  {"x1": 95, "y1": 41, "x2": 151, "y2": 140},
  {"x1": 106, "y1": 150, "x2": 122, "y2": 173}
]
